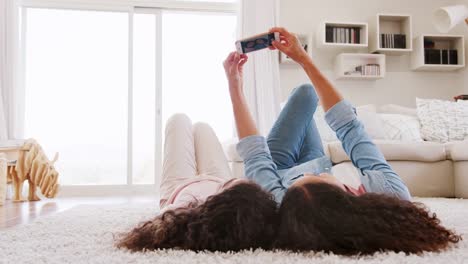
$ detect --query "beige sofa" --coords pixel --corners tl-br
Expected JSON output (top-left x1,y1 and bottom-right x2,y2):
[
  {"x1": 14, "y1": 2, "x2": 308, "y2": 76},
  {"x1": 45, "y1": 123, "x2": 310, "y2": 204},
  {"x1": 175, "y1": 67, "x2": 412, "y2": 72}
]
[
  {"x1": 224, "y1": 103, "x2": 468, "y2": 199},
  {"x1": 224, "y1": 140, "x2": 468, "y2": 198}
]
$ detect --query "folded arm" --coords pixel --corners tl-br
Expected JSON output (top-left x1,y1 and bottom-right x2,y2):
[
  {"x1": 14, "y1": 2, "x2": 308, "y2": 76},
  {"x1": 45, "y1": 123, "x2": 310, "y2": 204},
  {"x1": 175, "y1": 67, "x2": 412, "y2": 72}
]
[{"x1": 325, "y1": 101, "x2": 411, "y2": 200}]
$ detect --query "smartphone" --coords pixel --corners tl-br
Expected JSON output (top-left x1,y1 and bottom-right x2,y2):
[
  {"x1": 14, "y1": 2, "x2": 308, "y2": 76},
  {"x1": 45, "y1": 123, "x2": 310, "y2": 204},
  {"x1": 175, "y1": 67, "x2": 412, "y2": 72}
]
[{"x1": 235, "y1": 32, "x2": 280, "y2": 54}]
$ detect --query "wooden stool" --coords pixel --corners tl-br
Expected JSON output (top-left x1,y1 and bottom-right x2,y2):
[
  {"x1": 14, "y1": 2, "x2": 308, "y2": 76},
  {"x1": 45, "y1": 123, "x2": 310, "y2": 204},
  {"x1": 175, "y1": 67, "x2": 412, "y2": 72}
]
[
  {"x1": 0, "y1": 153, "x2": 6, "y2": 205},
  {"x1": 0, "y1": 144, "x2": 24, "y2": 202}
]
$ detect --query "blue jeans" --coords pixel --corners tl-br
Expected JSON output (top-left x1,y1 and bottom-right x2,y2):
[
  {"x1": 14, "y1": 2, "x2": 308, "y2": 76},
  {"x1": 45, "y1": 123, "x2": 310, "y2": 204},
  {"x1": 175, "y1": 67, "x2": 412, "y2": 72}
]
[{"x1": 267, "y1": 84, "x2": 324, "y2": 170}]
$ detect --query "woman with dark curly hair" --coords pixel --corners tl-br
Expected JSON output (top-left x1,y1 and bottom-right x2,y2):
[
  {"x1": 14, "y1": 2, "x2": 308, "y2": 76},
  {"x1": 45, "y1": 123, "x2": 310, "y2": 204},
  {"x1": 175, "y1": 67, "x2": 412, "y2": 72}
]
[
  {"x1": 225, "y1": 27, "x2": 461, "y2": 255},
  {"x1": 276, "y1": 183, "x2": 461, "y2": 254},
  {"x1": 116, "y1": 114, "x2": 277, "y2": 252}
]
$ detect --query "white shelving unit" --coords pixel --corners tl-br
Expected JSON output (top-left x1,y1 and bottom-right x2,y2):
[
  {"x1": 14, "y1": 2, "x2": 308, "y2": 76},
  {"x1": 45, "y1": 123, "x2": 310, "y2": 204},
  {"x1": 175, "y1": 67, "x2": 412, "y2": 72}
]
[
  {"x1": 369, "y1": 14, "x2": 412, "y2": 55},
  {"x1": 334, "y1": 53, "x2": 385, "y2": 80},
  {"x1": 316, "y1": 21, "x2": 368, "y2": 49},
  {"x1": 411, "y1": 35, "x2": 465, "y2": 71}
]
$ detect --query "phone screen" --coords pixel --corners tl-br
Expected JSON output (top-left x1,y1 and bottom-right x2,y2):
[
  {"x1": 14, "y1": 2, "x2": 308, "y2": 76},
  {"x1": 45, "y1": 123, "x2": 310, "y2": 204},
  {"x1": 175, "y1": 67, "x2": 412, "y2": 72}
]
[{"x1": 240, "y1": 33, "x2": 276, "y2": 54}]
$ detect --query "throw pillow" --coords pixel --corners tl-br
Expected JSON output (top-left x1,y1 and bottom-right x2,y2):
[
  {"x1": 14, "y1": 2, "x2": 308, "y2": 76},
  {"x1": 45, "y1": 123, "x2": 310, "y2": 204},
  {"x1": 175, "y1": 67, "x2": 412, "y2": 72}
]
[
  {"x1": 356, "y1": 109, "x2": 386, "y2": 140},
  {"x1": 379, "y1": 114, "x2": 423, "y2": 141},
  {"x1": 416, "y1": 98, "x2": 468, "y2": 143}
]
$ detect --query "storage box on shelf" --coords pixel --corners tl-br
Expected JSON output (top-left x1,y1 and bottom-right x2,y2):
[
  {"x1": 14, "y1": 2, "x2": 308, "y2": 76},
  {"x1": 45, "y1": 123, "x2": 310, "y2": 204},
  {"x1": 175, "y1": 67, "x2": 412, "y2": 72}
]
[
  {"x1": 334, "y1": 53, "x2": 385, "y2": 80},
  {"x1": 316, "y1": 21, "x2": 368, "y2": 49},
  {"x1": 411, "y1": 35, "x2": 465, "y2": 71},
  {"x1": 369, "y1": 14, "x2": 412, "y2": 55}
]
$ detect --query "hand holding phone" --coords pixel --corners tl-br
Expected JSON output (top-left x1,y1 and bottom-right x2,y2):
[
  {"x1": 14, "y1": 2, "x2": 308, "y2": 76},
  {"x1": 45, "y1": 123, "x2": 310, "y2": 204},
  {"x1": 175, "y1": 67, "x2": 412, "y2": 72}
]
[
  {"x1": 268, "y1": 27, "x2": 311, "y2": 66},
  {"x1": 235, "y1": 32, "x2": 280, "y2": 54}
]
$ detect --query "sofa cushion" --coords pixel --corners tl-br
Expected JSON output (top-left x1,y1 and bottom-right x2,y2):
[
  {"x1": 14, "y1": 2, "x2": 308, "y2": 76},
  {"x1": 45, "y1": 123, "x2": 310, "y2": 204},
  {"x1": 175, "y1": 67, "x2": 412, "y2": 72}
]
[
  {"x1": 327, "y1": 140, "x2": 447, "y2": 163},
  {"x1": 445, "y1": 140, "x2": 468, "y2": 161},
  {"x1": 379, "y1": 104, "x2": 418, "y2": 117},
  {"x1": 390, "y1": 160, "x2": 455, "y2": 198}
]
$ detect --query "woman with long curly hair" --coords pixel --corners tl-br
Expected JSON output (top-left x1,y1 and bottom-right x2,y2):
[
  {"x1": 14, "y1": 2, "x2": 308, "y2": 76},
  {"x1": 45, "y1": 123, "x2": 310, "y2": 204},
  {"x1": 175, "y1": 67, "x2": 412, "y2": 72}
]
[
  {"x1": 224, "y1": 27, "x2": 461, "y2": 255},
  {"x1": 116, "y1": 114, "x2": 277, "y2": 252},
  {"x1": 276, "y1": 183, "x2": 460, "y2": 254}
]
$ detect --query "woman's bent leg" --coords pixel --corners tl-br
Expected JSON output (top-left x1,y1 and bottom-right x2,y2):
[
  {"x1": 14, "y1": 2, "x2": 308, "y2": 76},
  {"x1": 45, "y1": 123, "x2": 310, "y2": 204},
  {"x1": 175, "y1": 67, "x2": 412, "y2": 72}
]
[
  {"x1": 267, "y1": 84, "x2": 325, "y2": 170},
  {"x1": 160, "y1": 114, "x2": 197, "y2": 208},
  {"x1": 193, "y1": 122, "x2": 232, "y2": 180}
]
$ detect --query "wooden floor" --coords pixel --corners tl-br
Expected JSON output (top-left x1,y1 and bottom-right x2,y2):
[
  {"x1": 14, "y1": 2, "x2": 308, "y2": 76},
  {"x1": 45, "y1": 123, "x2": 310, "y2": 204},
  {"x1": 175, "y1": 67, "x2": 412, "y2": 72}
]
[{"x1": 0, "y1": 196, "x2": 157, "y2": 230}]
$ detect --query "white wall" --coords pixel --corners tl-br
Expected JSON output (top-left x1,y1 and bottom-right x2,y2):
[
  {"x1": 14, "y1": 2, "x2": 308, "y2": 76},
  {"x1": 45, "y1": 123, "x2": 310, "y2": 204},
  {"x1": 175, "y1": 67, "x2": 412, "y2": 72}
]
[{"x1": 279, "y1": 0, "x2": 468, "y2": 107}]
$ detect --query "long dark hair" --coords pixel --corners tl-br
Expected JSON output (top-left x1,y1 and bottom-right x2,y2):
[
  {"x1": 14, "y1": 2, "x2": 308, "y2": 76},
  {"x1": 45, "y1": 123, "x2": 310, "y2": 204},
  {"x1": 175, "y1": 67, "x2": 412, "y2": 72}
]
[
  {"x1": 275, "y1": 183, "x2": 461, "y2": 255},
  {"x1": 116, "y1": 181, "x2": 277, "y2": 252}
]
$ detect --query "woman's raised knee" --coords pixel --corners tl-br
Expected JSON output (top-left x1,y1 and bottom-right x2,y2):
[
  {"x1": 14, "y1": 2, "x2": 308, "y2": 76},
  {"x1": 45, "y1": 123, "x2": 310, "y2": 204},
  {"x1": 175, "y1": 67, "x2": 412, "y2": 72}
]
[
  {"x1": 166, "y1": 113, "x2": 192, "y2": 130},
  {"x1": 290, "y1": 83, "x2": 319, "y2": 105},
  {"x1": 193, "y1": 122, "x2": 216, "y2": 138}
]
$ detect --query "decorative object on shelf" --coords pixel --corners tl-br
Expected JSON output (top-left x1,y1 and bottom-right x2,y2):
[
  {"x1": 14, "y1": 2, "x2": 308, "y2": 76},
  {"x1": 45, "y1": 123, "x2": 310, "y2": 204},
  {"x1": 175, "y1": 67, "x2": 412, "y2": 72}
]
[
  {"x1": 317, "y1": 21, "x2": 368, "y2": 49},
  {"x1": 334, "y1": 53, "x2": 385, "y2": 80},
  {"x1": 433, "y1": 5, "x2": 468, "y2": 33},
  {"x1": 454, "y1": 95, "x2": 468, "y2": 101},
  {"x1": 411, "y1": 35, "x2": 465, "y2": 71},
  {"x1": 6, "y1": 139, "x2": 60, "y2": 202},
  {"x1": 369, "y1": 14, "x2": 412, "y2": 55},
  {"x1": 346, "y1": 64, "x2": 381, "y2": 77},
  {"x1": 280, "y1": 34, "x2": 312, "y2": 64}
]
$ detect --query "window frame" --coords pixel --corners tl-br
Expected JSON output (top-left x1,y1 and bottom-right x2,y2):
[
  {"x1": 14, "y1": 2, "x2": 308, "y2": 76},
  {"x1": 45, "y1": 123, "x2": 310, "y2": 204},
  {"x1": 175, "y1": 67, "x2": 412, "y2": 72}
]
[{"x1": 15, "y1": 0, "x2": 237, "y2": 197}]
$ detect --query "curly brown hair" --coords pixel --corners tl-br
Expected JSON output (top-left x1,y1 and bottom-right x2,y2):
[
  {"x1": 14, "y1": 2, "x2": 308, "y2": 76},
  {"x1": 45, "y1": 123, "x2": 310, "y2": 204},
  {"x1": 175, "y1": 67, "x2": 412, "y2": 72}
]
[
  {"x1": 116, "y1": 181, "x2": 278, "y2": 252},
  {"x1": 275, "y1": 183, "x2": 461, "y2": 255}
]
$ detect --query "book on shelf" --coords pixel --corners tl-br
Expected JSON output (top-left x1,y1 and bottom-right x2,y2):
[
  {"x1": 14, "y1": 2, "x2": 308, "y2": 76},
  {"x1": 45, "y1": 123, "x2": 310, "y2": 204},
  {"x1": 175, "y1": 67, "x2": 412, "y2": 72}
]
[
  {"x1": 424, "y1": 49, "x2": 458, "y2": 65},
  {"x1": 344, "y1": 64, "x2": 381, "y2": 77},
  {"x1": 326, "y1": 26, "x2": 361, "y2": 44},
  {"x1": 380, "y1": 34, "x2": 406, "y2": 49},
  {"x1": 424, "y1": 39, "x2": 435, "y2": 49}
]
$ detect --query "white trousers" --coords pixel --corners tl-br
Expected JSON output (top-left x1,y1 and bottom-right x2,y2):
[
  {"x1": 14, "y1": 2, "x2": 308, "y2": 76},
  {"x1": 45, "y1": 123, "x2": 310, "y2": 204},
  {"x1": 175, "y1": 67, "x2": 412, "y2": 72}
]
[{"x1": 160, "y1": 114, "x2": 232, "y2": 207}]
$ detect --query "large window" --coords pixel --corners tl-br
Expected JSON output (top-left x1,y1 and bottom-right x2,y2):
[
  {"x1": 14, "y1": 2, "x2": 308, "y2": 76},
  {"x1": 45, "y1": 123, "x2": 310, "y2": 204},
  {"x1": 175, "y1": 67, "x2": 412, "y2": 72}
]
[
  {"x1": 22, "y1": 3, "x2": 237, "y2": 189},
  {"x1": 24, "y1": 9, "x2": 129, "y2": 185},
  {"x1": 162, "y1": 11, "x2": 236, "y2": 141}
]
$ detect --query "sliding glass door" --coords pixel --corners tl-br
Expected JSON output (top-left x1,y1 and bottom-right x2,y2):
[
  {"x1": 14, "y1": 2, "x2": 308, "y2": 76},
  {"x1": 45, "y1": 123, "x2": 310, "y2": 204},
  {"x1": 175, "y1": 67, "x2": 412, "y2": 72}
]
[
  {"x1": 21, "y1": 3, "x2": 237, "y2": 192},
  {"x1": 161, "y1": 11, "x2": 236, "y2": 141}
]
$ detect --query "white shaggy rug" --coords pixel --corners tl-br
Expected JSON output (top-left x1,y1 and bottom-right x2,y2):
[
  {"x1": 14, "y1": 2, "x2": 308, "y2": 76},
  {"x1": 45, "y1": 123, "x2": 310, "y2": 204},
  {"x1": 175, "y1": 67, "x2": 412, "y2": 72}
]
[{"x1": 1, "y1": 198, "x2": 467, "y2": 264}]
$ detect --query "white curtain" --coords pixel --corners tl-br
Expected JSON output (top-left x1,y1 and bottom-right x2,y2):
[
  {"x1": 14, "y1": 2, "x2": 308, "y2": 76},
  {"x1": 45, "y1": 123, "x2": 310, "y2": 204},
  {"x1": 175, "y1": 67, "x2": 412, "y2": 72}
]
[
  {"x1": 0, "y1": 0, "x2": 9, "y2": 140},
  {"x1": 0, "y1": 0, "x2": 23, "y2": 141},
  {"x1": 239, "y1": 0, "x2": 281, "y2": 136}
]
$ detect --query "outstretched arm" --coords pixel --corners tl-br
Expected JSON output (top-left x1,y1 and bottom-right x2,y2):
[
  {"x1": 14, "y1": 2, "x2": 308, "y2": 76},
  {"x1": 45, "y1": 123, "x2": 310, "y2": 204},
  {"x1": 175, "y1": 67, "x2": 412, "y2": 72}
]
[
  {"x1": 223, "y1": 52, "x2": 286, "y2": 203},
  {"x1": 270, "y1": 27, "x2": 410, "y2": 200},
  {"x1": 223, "y1": 52, "x2": 258, "y2": 139}
]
